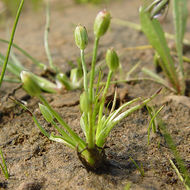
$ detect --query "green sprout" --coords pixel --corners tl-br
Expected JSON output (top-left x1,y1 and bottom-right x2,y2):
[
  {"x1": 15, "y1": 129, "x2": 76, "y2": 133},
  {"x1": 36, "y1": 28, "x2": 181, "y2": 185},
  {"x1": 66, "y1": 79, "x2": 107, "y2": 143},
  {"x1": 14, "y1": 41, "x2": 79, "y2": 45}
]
[
  {"x1": 140, "y1": 0, "x2": 188, "y2": 95},
  {"x1": 20, "y1": 10, "x2": 159, "y2": 171},
  {"x1": 129, "y1": 157, "x2": 145, "y2": 177},
  {"x1": 146, "y1": 105, "x2": 164, "y2": 145},
  {"x1": 0, "y1": 0, "x2": 79, "y2": 93},
  {"x1": 0, "y1": 0, "x2": 24, "y2": 88},
  {"x1": 157, "y1": 118, "x2": 190, "y2": 188},
  {"x1": 0, "y1": 149, "x2": 9, "y2": 179}
]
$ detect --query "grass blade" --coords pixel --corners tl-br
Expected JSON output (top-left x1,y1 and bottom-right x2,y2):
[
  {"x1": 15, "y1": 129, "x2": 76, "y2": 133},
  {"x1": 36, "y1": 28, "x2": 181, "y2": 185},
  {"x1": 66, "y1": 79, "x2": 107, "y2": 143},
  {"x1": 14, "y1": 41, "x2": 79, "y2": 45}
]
[
  {"x1": 139, "y1": 7, "x2": 180, "y2": 93},
  {"x1": 0, "y1": 0, "x2": 24, "y2": 87},
  {"x1": 173, "y1": 0, "x2": 187, "y2": 93},
  {"x1": 147, "y1": 105, "x2": 164, "y2": 145},
  {"x1": 142, "y1": 67, "x2": 176, "y2": 93},
  {"x1": 44, "y1": 0, "x2": 57, "y2": 72},
  {"x1": 158, "y1": 119, "x2": 190, "y2": 188},
  {"x1": 0, "y1": 149, "x2": 9, "y2": 179},
  {"x1": 129, "y1": 157, "x2": 144, "y2": 177},
  {"x1": 169, "y1": 159, "x2": 190, "y2": 190}
]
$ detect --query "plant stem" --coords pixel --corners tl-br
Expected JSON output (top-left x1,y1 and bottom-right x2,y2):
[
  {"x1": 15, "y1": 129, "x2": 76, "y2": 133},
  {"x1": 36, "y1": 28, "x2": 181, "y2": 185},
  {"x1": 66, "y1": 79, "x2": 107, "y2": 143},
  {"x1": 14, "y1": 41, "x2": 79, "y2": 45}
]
[
  {"x1": 80, "y1": 49, "x2": 88, "y2": 92},
  {"x1": 0, "y1": 149, "x2": 9, "y2": 179},
  {"x1": 0, "y1": 0, "x2": 24, "y2": 88},
  {"x1": 89, "y1": 37, "x2": 99, "y2": 102},
  {"x1": 44, "y1": 0, "x2": 57, "y2": 72},
  {"x1": 87, "y1": 37, "x2": 99, "y2": 149},
  {"x1": 39, "y1": 95, "x2": 86, "y2": 150},
  {"x1": 97, "y1": 70, "x2": 113, "y2": 136}
]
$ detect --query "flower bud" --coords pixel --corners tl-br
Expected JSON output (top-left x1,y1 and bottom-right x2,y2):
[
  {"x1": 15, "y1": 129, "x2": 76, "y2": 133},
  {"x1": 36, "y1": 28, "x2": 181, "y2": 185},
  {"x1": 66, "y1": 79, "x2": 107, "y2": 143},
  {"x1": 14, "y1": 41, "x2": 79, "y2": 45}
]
[
  {"x1": 20, "y1": 71, "x2": 42, "y2": 97},
  {"x1": 94, "y1": 10, "x2": 111, "y2": 38},
  {"x1": 74, "y1": 25, "x2": 88, "y2": 50},
  {"x1": 106, "y1": 48, "x2": 119, "y2": 72},
  {"x1": 80, "y1": 92, "x2": 90, "y2": 113}
]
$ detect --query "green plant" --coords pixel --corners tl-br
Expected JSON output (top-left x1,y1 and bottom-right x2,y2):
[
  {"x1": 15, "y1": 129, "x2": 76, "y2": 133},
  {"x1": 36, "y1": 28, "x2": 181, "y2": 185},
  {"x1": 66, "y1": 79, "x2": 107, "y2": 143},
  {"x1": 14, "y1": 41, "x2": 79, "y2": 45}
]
[
  {"x1": 129, "y1": 157, "x2": 144, "y2": 177},
  {"x1": 0, "y1": 0, "x2": 108, "y2": 93},
  {"x1": 0, "y1": 0, "x2": 24, "y2": 88},
  {"x1": 146, "y1": 105, "x2": 164, "y2": 144},
  {"x1": 140, "y1": 0, "x2": 188, "y2": 95},
  {"x1": 157, "y1": 118, "x2": 190, "y2": 189},
  {"x1": 0, "y1": 0, "x2": 82, "y2": 92},
  {"x1": 0, "y1": 149, "x2": 9, "y2": 179},
  {"x1": 19, "y1": 10, "x2": 159, "y2": 171},
  {"x1": 146, "y1": 104, "x2": 190, "y2": 189},
  {"x1": 170, "y1": 159, "x2": 190, "y2": 190}
]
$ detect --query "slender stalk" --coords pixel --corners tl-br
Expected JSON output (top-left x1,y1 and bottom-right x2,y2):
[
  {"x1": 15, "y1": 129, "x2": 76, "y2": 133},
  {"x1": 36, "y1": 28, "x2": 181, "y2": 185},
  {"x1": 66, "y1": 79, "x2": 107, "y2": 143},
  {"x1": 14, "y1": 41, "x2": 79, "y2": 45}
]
[
  {"x1": 129, "y1": 157, "x2": 144, "y2": 177},
  {"x1": 80, "y1": 49, "x2": 88, "y2": 92},
  {"x1": 97, "y1": 70, "x2": 113, "y2": 135},
  {"x1": 88, "y1": 111, "x2": 94, "y2": 149},
  {"x1": 170, "y1": 159, "x2": 190, "y2": 190},
  {"x1": 51, "y1": 120, "x2": 76, "y2": 147},
  {"x1": 87, "y1": 37, "x2": 99, "y2": 149},
  {"x1": 89, "y1": 37, "x2": 99, "y2": 102},
  {"x1": 44, "y1": 0, "x2": 57, "y2": 72},
  {"x1": 0, "y1": 0, "x2": 24, "y2": 87},
  {"x1": 0, "y1": 149, "x2": 9, "y2": 179},
  {"x1": 39, "y1": 95, "x2": 86, "y2": 150}
]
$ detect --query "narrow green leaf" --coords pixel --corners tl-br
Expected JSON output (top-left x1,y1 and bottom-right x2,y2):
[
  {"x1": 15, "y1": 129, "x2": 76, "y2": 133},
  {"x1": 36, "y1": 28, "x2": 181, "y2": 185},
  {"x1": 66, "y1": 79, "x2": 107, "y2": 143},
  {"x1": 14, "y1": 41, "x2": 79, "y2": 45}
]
[
  {"x1": 39, "y1": 95, "x2": 86, "y2": 149},
  {"x1": 0, "y1": 0, "x2": 24, "y2": 87},
  {"x1": 142, "y1": 67, "x2": 176, "y2": 93},
  {"x1": 147, "y1": 105, "x2": 164, "y2": 145},
  {"x1": 140, "y1": 7, "x2": 180, "y2": 93},
  {"x1": 0, "y1": 149, "x2": 9, "y2": 179},
  {"x1": 39, "y1": 104, "x2": 54, "y2": 123},
  {"x1": 49, "y1": 134, "x2": 76, "y2": 149},
  {"x1": 96, "y1": 89, "x2": 161, "y2": 147},
  {"x1": 129, "y1": 157, "x2": 144, "y2": 177},
  {"x1": 173, "y1": 0, "x2": 187, "y2": 91}
]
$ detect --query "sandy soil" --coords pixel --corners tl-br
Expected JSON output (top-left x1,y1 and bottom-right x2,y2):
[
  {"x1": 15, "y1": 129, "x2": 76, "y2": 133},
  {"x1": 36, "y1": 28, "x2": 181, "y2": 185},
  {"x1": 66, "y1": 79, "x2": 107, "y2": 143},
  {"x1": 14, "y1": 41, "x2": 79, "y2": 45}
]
[{"x1": 0, "y1": 0, "x2": 190, "y2": 189}]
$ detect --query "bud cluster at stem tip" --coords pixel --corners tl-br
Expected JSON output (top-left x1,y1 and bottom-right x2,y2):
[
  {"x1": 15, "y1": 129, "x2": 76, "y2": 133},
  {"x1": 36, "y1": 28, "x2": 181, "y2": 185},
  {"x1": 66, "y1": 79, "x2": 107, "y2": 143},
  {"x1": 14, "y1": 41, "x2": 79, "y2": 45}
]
[
  {"x1": 74, "y1": 25, "x2": 88, "y2": 50},
  {"x1": 106, "y1": 48, "x2": 119, "y2": 72},
  {"x1": 94, "y1": 9, "x2": 111, "y2": 38}
]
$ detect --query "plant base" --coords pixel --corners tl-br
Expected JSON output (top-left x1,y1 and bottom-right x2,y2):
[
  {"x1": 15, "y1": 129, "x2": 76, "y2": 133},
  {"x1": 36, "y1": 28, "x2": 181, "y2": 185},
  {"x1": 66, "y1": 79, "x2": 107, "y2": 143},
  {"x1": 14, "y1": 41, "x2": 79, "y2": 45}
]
[{"x1": 77, "y1": 145, "x2": 107, "y2": 172}]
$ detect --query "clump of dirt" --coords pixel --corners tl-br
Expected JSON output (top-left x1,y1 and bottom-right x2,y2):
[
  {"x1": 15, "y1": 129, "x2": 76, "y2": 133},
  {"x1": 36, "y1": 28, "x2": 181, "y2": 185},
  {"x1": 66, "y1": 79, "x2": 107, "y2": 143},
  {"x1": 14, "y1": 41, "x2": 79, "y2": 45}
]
[{"x1": 0, "y1": 0, "x2": 190, "y2": 189}]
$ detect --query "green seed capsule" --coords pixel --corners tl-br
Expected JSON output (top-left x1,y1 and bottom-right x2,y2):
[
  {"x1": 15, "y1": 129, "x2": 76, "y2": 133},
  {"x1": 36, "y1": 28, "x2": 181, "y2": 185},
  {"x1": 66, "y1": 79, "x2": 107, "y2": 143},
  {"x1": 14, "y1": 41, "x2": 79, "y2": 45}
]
[
  {"x1": 20, "y1": 71, "x2": 42, "y2": 97},
  {"x1": 74, "y1": 25, "x2": 88, "y2": 50},
  {"x1": 94, "y1": 10, "x2": 111, "y2": 38},
  {"x1": 106, "y1": 48, "x2": 119, "y2": 72}
]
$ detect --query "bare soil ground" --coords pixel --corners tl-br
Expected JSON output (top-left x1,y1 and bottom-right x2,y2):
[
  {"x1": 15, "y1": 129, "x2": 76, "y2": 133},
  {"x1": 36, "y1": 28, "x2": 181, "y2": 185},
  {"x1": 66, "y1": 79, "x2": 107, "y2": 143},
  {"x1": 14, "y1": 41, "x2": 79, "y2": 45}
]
[{"x1": 0, "y1": 0, "x2": 190, "y2": 189}]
